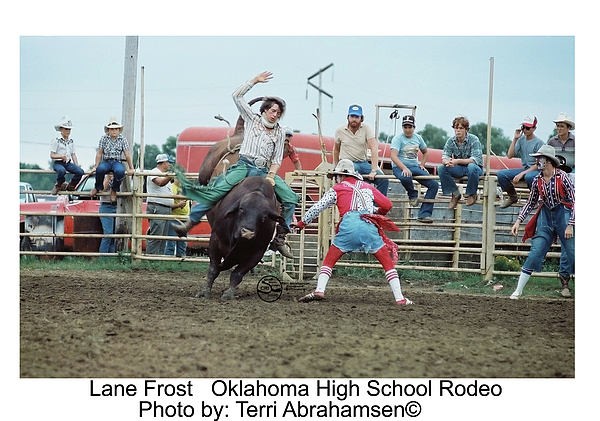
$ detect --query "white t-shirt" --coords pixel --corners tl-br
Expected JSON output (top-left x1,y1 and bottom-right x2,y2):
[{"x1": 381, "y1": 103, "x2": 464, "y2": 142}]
[{"x1": 147, "y1": 167, "x2": 174, "y2": 207}]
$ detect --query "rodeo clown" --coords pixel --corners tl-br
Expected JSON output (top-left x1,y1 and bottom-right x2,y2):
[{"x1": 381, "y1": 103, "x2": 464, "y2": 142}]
[
  {"x1": 293, "y1": 159, "x2": 413, "y2": 306},
  {"x1": 509, "y1": 144, "x2": 575, "y2": 299}
]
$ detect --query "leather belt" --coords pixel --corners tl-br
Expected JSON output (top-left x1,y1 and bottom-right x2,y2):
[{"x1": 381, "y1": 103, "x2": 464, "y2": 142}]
[{"x1": 240, "y1": 155, "x2": 268, "y2": 168}]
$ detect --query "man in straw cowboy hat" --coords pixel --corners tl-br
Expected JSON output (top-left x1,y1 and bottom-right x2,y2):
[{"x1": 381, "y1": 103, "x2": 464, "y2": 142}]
[
  {"x1": 90, "y1": 117, "x2": 135, "y2": 202},
  {"x1": 509, "y1": 144, "x2": 575, "y2": 300},
  {"x1": 50, "y1": 116, "x2": 84, "y2": 195},
  {"x1": 293, "y1": 159, "x2": 413, "y2": 306},
  {"x1": 547, "y1": 112, "x2": 575, "y2": 179},
  {"x1": 173, "y1": 71, "x2": 299, "y2": 259}
]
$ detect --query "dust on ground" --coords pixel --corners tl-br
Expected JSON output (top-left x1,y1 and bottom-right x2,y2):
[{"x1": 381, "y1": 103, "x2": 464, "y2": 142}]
[{"x1": 20, "y1": 267, "x2": 574, "y2": 378}]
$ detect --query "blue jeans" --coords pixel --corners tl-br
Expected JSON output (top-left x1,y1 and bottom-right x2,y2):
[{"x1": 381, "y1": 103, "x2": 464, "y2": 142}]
[
  {"x1": 95, "y1": 160, "x2": 126, "y2": 192},
  {"x1": 497, "y1": 168, "x2": 538, "y2": 191},
  {"x1": 437, "y1": 163, "x2": 483, "y2": 196},
  {"x1": 53, "y1": 161, "x2": 84, "y2": 185},
  {"x1": 99, "y1": 202, "x2": 117, "y2": 254},
  {"x1": 188, "y1": 161, "x2": 298, "y2": 232},
  {"x1": 392, "y1": 166, "x2": 439, "y2": 218},
  {"x1": 352, "y1": 161, "x2": 389, "y2": 196},
  {"x1": 523, "y1": 204, "x2": 574, "y2": 278},
  {"x1": 165, "y1": 223, "x2": 187, "y2": 257}
]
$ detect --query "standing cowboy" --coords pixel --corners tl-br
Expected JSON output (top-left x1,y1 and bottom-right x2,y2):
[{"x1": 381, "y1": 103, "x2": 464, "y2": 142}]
[{"x1": 509, "y1": 145, "x2": 575, "y2": 299}]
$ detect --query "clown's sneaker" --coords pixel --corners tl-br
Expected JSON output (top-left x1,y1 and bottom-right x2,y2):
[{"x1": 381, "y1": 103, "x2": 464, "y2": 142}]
[
  {"x1": 298, "y1": 291, "x2": 324, "y2": 303},
  {"x1": 396, "y1": 298, "x2": 413, "y2": 305}
]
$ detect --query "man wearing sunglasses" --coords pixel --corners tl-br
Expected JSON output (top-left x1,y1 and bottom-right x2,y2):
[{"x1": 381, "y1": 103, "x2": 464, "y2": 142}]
[{"x1": 497, "y1": 115, "x2": 544, "y2": 209}]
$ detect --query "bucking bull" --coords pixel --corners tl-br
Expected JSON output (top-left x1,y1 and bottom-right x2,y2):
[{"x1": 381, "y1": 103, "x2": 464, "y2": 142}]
[{"x1": 193, "y1": 97, "x2": 286, "y2": 299}]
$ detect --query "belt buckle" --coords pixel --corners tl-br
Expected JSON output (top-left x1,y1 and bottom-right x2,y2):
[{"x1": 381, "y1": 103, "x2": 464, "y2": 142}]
[{"x1": 254, "y1": 157, "x2": 266, "y2": 168}]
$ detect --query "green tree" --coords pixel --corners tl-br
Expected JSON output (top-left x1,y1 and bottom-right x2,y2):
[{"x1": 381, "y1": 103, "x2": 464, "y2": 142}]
[
  {"x1": 132, "y1": 136, "x2": 178, "y2": 170},
  {"x1": 20, "y1": 163, "x2": 55, "y2": 190},
  {"x1": 468, "y1": 122, "x2": 511, "y2": 156},
  {"x1": 133, "y1": 143, "x2": 161, "y2": 170},
  {"x1": 418, "y1": 124, "x2": 448, "y2": 150},
  {"x1": 162, "y1": 136, "x2": 177, "y2": 156},
  {"x1": 548, "y1": 128, "x2": 558, "y2": 140}
]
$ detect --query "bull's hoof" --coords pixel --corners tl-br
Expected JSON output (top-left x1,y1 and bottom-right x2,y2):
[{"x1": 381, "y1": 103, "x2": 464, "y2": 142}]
[
  {"x1": 220, "y1": 287, "x2": 237, "y2": 300},
  {"x1": 195, "y1": 287, "x2": 211, "y2": 299}
]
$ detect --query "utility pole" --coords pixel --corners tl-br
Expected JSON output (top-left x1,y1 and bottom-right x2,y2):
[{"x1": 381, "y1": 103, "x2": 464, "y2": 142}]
[
  {"x1": 307, "y1": 63, "x2": 334, "y2": 124},
  {"x1": 116, "y1": 36, "x2": 139, "y2": 250}
]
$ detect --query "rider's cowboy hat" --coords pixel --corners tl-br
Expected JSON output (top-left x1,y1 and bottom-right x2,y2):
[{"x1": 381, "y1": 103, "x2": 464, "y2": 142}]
[
  {"x1": 553, "y1": 112, "x2": 575, "y2": 130},
  {"x1": 327, "y1": 159, "x2": 363, "y2": 181},
  {"x1": 54, "y1": 116, "x2": 74, "y2": 131},
  {"x1": 104, "y1": 117, "x2": 124, "y2": 133}
]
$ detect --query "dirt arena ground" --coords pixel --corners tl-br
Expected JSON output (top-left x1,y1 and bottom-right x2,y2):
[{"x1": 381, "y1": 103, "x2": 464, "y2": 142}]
[{"x1": 20, "y1": 267, "x2": 574, "y2": 378}]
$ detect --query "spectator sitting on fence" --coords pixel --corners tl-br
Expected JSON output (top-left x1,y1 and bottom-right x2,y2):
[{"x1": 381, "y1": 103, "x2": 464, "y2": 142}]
[
  {"x1": 437, "y1": 116, "x2": 484, "y2": 209},
  {"x1": 498, "y1": 115, "x2": 544, "y2": 208},
  {"x1": 90, "y1": 117, "x2": 135, "y2": 202},
  {"x1": 293, "y1": 159, "x2": 413, "y2": 306},
  {"x1": 390, "y1": 115, "x2": 438, "y2": 223},
  {"x1": 508, "y1": 144, "x2": 575, "y2": 300},
  {"x1": 50, "y1": 116, "x2": 84, "y2": 195},
  {"x1": 334, "y1": 104, "x2": 389, "y2": 196},
  {"x1": 547, "y1": 112, "x2": 575, "y2": 183}
]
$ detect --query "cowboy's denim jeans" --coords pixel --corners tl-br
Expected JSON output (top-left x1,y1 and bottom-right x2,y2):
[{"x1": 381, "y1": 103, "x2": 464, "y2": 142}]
[
  {"x1": 95, "y1": 160, "x2": 126, "y2": 192},
  {"x1": 352, "y1": 161, "x2": 389, "y2": 196},
  {"x1": 523, "y1": 204, "x2": 574, "y2": 278},
  {"x1": 497, "y1": 168, "x2": 538, "y2": 191},
  {"x1": 437, "y1": 163, "x2": 483, "y2": 196},
  {"x1": 392, "y1": 166, "x2": 438, "y2": 218},
  {"x1": 99, "y1": 202, "x2": 117, "y2": 254},
  {"x1": 53, "y1": 161, "x2": 84, "y2": 185}
]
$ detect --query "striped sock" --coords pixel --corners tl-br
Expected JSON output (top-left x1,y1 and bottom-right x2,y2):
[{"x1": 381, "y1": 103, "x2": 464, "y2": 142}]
[
  {"x1": 386, "y1": 269, "x2": 404, "y2": 302},
  {"x1": 315, "y1": 266, "x2": 332, "y2": 294}
]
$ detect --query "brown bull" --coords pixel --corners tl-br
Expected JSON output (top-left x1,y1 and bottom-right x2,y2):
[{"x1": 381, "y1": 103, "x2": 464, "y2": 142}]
[{"x1": 195, "y1": 176, "x2": 284, "y2": 300}]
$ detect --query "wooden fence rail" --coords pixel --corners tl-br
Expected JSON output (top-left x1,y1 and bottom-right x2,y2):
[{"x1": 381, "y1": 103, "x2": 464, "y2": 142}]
[{"x1": 20, "y1": 169, "x2": 567, "y2": 283}]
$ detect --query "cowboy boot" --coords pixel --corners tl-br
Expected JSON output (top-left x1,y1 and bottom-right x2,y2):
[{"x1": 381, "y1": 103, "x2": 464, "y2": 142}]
[
  {"x1": 172, "y1": 218, "x2": 196, "y2": 237},
  {"x1": 500, "y1": 185, "x2": 519, "y2": 209},
  {"x1": 559, "y1": 274, "x2": 572, "y2": 298},
  {"x1": 65, "y1": 181, "x2": 78, "y2": 191},
  {"x1": 50, "y1": 182, "x2": 62, "y2": 195},
  {"x1": 270, "y1": 225, "x2": 294, "y2": 259}
]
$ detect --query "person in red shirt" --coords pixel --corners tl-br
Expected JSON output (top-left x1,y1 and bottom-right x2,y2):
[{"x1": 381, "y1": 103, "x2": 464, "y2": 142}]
[
  {"x1": 293, "y1": 159, "x2": 412, "y2": 305},
  {"x1": 282, "y1": 126, "x2": 302, "y2": 171}
]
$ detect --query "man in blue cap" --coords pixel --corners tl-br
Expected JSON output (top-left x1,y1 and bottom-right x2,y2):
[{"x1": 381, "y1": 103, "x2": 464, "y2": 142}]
[{"x1": 333, "y1": 104, "x2": 389, "y2": 196}]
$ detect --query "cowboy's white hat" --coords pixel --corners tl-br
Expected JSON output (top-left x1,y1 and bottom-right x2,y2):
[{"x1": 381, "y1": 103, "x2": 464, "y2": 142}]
[
  {"x1": 54, "y1": 116, "x2": 74, "y2": 131},
  {"x1": 104, "y1": 116, "x2": 123, "y2": 133},
  {"x1": 327, "y1": 159, "x2": 363, "y2": 180},
  {"x1": 553, "y1": 112, "x2": 575, "y2": 130}
]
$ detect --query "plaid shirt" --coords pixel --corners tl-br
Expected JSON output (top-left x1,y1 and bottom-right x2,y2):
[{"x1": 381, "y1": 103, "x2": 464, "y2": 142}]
[
  {"x1": 98, "y1": 134, "x2": 129, "y2": 161},
  {"x1": 441, "y1": 133, "x2": 484, "y2": 167},
  {"x1": 233, "y1": 81, "x2": 284, "y2": 166}
]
